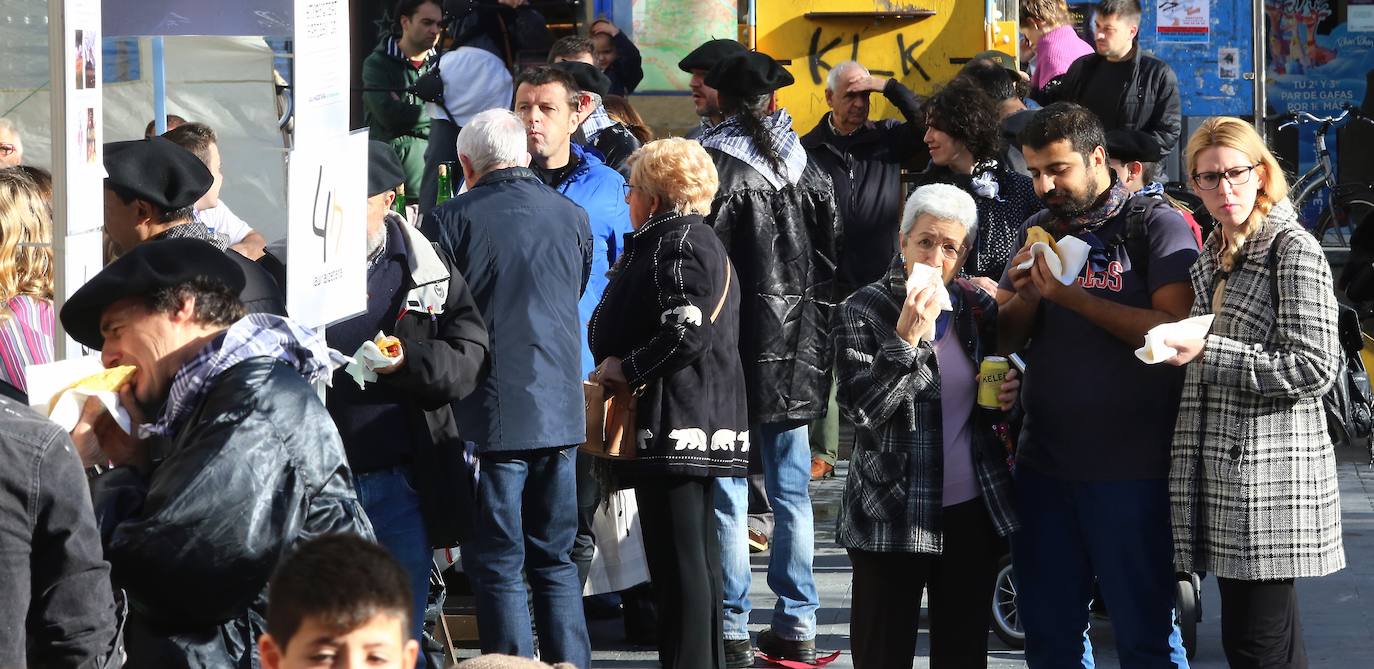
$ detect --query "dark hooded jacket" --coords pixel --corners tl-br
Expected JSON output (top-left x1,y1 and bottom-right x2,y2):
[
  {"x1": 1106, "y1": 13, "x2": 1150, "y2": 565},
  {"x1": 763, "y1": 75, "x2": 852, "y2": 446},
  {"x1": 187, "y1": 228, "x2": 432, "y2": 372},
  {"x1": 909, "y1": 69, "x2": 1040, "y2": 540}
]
[
  {"x1": 703, "y1": 139, "x2": 842, "y2": 424},
  {"x1": 1043, "y1": 43, "x2": 1182, "y2": 154}
]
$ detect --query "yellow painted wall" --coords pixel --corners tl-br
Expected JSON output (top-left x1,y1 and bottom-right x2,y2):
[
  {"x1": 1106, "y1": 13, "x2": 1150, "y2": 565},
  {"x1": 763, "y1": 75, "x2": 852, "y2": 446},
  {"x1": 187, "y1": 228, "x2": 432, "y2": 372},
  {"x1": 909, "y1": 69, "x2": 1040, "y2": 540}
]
[{"x1": 755, "y1": 0, "x2": 990, "y2": 134}]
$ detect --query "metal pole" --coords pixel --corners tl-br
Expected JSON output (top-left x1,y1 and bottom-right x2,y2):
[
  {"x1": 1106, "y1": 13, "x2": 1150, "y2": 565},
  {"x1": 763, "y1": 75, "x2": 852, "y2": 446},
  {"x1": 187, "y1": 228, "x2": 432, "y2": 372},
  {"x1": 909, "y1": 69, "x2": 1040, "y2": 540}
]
[
  {"x1": 47, "y1": 0, "x2": 68, "y2": 359},
  {"x1": 1254, "y1": 0, "x2": 1266, "y2": 139},
  {"x1": 153, "y1": 35, "x2": 167, "y2": 134}
]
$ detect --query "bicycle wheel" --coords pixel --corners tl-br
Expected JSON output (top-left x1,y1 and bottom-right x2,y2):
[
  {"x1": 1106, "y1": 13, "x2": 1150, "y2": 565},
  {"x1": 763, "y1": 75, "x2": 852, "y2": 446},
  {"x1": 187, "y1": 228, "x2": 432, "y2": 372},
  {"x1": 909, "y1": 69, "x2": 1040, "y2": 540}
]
[{"x1": 991, "y1": 554, "x2": 1025, "y2": 648}]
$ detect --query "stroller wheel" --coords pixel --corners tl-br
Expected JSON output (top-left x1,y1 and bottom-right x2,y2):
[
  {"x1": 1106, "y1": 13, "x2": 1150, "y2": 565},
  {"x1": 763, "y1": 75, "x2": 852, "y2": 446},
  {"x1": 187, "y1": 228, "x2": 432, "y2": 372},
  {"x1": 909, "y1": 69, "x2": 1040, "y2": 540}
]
[
  {"x1": 991, "y1": 554, "x2": 1025, "y2": 648},
  {"x1": 1175, "y1": 573, "x2": 1200, "y2": 659}
]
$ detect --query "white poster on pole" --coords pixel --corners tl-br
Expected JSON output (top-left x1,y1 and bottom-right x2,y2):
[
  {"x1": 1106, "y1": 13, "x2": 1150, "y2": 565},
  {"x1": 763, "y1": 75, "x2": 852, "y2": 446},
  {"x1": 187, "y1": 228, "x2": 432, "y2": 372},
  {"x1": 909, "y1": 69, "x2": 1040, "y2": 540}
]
[
  {"x1": 285, "y1": 131, "x2": 368, "y2": 329},
  {"x1": 62, "y1": 0, "x2": 104, "y2": 234},
  {"x1": 293, "y1": 0, "x2": 349, "y2": 147}
]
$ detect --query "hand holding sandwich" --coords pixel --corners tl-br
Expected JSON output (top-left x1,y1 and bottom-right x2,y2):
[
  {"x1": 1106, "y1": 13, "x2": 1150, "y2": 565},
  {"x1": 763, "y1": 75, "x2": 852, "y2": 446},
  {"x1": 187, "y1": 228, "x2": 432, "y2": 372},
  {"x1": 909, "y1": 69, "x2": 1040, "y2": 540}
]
[
  {"x1": 70, "y1": 384, "x2": 147, "y2": 472},
  {"x1": 1028, "y1": 251, "x2": 1087, "y2": 308}
]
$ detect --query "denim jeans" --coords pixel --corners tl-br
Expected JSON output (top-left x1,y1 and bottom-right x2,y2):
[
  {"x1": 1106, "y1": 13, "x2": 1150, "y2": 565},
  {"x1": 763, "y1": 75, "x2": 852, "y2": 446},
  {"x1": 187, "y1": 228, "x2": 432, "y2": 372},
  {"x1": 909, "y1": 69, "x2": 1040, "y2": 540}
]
[
  {"x1": 462, "y1": 446, "x2": 590, "y2": 668},
  {"x1": 355, "y1": 467, "x2": 432, "y2": 641},
  {"x1": 1011, "y1": 464, "x2": 1188, "y2": 669},
  {"x1": 714, "y1": 421, "x2": 818, "y2": 642}
]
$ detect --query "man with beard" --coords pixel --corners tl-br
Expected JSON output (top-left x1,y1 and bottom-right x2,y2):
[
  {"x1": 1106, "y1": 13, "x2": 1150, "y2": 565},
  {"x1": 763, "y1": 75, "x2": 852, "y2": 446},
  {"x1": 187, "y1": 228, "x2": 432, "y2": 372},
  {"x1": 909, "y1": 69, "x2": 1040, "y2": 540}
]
[
  {"x1": 996, "y1": 102, "x2": 1197, "y2": 667},
  {"x1": 678, "y1": 39, "x2": 746, "y2": 140}
]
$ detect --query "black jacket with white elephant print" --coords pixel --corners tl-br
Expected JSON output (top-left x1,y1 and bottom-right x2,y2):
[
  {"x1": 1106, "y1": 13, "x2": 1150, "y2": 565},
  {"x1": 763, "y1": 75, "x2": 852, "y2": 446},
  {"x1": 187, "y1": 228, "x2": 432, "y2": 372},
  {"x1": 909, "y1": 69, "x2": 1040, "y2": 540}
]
[{"x1": 588, "y1": 212, "x2": 749, "y2": 478}]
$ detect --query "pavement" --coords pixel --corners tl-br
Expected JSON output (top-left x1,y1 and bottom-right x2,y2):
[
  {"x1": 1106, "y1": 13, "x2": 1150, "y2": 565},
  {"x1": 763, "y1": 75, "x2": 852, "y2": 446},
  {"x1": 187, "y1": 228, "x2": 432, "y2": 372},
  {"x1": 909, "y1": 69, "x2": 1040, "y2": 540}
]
[{"x1": 576, "y1": 447, "x2": 1374, "y2": 668}]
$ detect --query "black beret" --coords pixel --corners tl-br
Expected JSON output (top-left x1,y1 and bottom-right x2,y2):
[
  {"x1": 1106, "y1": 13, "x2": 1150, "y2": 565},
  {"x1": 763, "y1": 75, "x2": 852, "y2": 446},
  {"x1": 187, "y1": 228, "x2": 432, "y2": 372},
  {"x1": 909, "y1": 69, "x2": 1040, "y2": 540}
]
[
  {"x1": 705, "y1": 51, "x2": 794, "y2": 98},
  {"x1": 60, "y1": 238, "x2": 246, "y2": 350},
  {"x1": 368, "y1": 140, "x2": 407, "y2": 197},
  {"x1": 1106, "y1": 128, "x2": 1163, "y2": 164},
  {"x1": 677, "y1": 38, "x2": 747, "y2": 74},
  {"x1": 551, "y1": 61, "x2": 611, "y2": 97},
  {"x1": 103, "y1": 137, "x2": 213, "y2": 211}
]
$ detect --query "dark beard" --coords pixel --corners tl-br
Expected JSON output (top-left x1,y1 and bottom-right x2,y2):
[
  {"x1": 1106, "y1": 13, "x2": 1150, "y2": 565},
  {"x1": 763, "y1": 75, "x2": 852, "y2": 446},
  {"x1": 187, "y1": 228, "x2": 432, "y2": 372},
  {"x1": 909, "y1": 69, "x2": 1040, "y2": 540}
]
[{"x1": 1044, "y1": 172, "x2": 1101, "y2": 219}]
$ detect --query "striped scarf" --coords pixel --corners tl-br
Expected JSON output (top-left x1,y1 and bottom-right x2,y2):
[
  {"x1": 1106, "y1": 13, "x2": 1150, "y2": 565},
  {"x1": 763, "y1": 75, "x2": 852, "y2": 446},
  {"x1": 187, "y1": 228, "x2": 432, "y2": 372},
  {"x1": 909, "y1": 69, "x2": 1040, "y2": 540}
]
[{"x1": 701, "y1": 109, "x2": 807, "y2": 190}]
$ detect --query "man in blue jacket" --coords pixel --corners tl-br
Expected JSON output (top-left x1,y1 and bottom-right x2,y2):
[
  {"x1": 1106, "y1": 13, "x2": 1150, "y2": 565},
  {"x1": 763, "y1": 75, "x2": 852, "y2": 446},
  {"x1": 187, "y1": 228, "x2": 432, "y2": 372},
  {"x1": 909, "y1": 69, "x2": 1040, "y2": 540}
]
[
  {"x1": 512, "y1": 65, "x2": 634, "y2": 595},
  {"x1": 424, "y1": 108, "x2": 594, "y2": 667}
]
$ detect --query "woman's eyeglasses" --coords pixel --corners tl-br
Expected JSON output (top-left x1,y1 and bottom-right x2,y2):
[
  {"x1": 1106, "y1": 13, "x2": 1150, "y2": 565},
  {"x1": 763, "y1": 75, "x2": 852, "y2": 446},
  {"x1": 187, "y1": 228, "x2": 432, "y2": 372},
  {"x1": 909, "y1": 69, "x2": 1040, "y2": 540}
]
[
  {"x1": 1191, "y1": 163, "x2": 1259, "y2": 191},
  {"x1": 914, "y1": 237, "x2": 965, "y2": 260}
]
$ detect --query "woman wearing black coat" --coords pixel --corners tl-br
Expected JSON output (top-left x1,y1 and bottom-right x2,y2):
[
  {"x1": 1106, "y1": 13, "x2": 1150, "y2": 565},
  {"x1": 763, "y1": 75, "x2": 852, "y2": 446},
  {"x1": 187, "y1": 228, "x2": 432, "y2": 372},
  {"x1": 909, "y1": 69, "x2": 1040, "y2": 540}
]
[{"x1": 588, "y1": 137, "x2": 748, "y2": 669}]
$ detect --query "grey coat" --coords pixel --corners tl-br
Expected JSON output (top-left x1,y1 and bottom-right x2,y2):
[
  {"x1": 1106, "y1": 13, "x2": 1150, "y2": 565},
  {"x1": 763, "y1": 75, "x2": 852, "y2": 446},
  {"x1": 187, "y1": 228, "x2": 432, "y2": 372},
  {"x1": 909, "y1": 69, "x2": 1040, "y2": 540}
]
[{"x1": 1170, "y1": 200, "x2": 1345, "y2": 580}]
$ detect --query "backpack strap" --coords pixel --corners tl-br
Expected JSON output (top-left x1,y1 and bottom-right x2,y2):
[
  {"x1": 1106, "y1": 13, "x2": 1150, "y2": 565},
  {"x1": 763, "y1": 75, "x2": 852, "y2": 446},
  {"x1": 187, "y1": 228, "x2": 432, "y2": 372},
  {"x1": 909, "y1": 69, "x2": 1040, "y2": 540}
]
[{"x1": 1102, "y1": 195, "x2": 1155, "y2": 281}]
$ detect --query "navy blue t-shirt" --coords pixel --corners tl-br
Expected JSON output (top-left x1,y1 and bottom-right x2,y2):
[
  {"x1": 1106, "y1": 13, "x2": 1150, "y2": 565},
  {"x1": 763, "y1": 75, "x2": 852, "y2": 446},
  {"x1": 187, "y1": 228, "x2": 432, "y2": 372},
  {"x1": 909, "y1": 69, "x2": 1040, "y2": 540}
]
[{"x1": 998, "y1": 202, "x2": 1200, "y2": 480}]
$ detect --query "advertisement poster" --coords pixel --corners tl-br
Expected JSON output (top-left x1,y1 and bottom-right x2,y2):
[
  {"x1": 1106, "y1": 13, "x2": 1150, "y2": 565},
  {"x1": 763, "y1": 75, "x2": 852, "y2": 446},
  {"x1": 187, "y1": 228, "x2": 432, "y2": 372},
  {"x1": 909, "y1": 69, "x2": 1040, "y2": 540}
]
[
  {"x1": 1156, "y1": 0, "x2": 1210, "y2": 43},
  {"x1": 1352, "y1": 0, "x2": 1374, "y2": 31},
  {"x1": 62, "y1": 0, "x2": 103, "y2": 235},
  {"x1": 293, "y1": 0, "x2": 349, "y2": 147},
  {"x1": 285, "y1": 131, "x2": 368, "y2": 329}
]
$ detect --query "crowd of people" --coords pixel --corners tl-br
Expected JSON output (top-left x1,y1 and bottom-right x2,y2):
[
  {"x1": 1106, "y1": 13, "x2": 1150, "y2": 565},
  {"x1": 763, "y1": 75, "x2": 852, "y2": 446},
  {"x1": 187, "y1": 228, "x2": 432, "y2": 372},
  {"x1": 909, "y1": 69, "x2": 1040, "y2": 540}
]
[{"x1": 0, "y1": 0, "x2": 1354, "y2": 668}]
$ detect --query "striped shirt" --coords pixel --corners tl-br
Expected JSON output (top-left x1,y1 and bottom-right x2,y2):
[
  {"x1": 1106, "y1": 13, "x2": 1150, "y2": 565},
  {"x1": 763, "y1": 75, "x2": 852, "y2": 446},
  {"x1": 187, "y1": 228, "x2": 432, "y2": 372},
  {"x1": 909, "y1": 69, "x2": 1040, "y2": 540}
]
[{"x1": 0, "y1": 295, "x2": 55, "y2": 394}]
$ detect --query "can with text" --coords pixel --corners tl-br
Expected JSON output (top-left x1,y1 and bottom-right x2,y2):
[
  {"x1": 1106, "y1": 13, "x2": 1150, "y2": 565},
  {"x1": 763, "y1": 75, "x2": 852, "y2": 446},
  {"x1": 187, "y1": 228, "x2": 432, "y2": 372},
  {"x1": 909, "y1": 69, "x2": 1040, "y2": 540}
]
[{"x1": 977, "y1": 356, "x2": 1011, "y2": 410}]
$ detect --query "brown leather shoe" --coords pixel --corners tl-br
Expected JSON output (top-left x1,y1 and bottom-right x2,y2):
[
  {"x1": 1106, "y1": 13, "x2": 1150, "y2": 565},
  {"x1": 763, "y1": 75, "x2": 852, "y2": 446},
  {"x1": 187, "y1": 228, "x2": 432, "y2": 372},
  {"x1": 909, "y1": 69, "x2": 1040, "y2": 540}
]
[
  {"x1": 810, "y1": 456, "x2": 834, "y2": 480},
  {"x1": 748, "y1": 527, "x2": 769, "y2": 553}
]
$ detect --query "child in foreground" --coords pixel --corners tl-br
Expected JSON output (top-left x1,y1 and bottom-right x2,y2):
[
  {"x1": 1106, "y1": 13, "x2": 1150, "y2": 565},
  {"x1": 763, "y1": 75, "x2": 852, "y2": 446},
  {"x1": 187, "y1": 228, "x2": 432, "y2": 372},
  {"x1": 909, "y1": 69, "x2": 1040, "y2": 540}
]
[{"x1": 259, "y1": 534, "x2": 420, "y2": 669}]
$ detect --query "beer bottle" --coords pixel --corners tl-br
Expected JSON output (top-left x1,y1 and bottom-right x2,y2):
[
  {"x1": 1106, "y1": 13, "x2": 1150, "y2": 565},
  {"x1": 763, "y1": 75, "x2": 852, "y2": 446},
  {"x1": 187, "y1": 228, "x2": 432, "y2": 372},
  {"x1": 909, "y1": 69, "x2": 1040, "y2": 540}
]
[
  {"x1": 437, "y1": 164, "x2": 452, "y2": 205},
  {"x1": 393, "y1": 184, "x2": 407, "y2": 217}
]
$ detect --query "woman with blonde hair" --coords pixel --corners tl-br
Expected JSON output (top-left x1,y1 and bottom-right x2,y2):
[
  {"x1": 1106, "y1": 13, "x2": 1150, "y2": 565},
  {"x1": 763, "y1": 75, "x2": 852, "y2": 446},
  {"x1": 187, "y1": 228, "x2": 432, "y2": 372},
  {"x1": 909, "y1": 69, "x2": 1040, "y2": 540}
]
[
  {"x1": 1164, "y1": 116, "x2": 1343, "y2": 667},
  {"x1": 588, "y1": 137, "x2": 748, "y2": 669},
  {"x1": 0, "y1": 168, "x2": 54, "y2": 394}
]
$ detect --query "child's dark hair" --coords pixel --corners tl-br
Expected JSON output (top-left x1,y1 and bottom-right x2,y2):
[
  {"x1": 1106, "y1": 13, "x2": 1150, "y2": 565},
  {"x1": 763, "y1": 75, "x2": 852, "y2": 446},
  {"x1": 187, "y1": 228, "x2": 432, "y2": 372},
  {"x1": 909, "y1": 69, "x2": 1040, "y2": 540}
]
[{"x1": 265, "y1": 534, "x2": 413, "y2": 649}]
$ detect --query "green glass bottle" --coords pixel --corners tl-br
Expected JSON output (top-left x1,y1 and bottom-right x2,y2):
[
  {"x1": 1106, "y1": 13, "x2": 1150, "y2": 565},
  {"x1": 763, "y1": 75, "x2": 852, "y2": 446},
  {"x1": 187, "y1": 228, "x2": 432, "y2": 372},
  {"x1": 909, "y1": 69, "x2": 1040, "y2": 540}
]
[
  {"x1": 393, "y1": 184, "x2": 407, "y2": 217},
  {"x1": 436, "y1": 164, "x2": 453, "y2": 206}
]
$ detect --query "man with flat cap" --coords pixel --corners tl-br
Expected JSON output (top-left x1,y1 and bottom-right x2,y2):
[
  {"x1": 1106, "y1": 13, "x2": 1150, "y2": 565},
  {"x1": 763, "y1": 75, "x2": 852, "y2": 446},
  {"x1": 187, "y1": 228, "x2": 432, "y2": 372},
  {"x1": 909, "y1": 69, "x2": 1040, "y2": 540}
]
[
  {"x1": 63, "y1": 238, "x2": 372, "y2": 668},
  {"x1": 679, "y1": 39, "x2": 747, "y2": 140},
  {"x1": 319, "y1": 141, "x2": 489, "y2": 641},
  {"x1": 102, "y1": 136, "x2": 285, "y2": 315},
  {"x1": 552, "y1": 60, "x2": 641, "y2": 176},
  {"x1": 699, "y1": 50, "x2": 840, "y2": 666},
  {"x1": 1106, "y1": 128, "x2": 1204, "y2": 245}
]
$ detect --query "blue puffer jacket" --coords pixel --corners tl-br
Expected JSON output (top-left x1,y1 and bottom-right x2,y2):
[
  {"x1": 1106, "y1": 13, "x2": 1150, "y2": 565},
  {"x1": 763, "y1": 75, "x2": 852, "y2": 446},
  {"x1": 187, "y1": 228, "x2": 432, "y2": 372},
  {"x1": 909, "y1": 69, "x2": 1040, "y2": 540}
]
[{"x1": 556, "y1": 143, "x2": 633, "y2": 376}]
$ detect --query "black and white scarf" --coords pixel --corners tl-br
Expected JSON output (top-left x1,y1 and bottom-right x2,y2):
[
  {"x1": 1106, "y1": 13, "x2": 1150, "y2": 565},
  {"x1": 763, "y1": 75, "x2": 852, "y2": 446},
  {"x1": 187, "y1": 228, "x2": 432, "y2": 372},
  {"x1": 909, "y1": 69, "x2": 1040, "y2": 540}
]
[{"x1": 701, "y1": 109, "x2": 807, "y2": 190}]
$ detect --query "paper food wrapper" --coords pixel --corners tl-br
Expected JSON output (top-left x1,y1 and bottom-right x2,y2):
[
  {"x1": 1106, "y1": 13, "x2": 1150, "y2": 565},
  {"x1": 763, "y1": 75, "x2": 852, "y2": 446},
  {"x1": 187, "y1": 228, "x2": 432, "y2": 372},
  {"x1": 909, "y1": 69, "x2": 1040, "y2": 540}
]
[
  {"x1": 1135, "y1": 315, "x2": 1216, "y2": 364},
  {"x1": 904, "y1": 262, "x2": 953, "y2": 311},
  {"x1": 1015, "y1": 235, "x2": 1092, "y2": 285},
  {"x1": 25, "y1": 355, "x2": 134, "y2": 434},
  {"x1": 344, "y1": 332, "x2": 404, "y2": 389}
]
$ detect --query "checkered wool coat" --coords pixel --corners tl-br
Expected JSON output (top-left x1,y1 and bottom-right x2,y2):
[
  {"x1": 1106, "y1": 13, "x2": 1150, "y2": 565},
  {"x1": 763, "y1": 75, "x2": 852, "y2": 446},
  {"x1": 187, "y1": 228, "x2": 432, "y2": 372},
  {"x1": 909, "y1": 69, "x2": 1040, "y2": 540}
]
[{"x1": 1170, "y1": 200, "x2": 1346, "y2": 580}]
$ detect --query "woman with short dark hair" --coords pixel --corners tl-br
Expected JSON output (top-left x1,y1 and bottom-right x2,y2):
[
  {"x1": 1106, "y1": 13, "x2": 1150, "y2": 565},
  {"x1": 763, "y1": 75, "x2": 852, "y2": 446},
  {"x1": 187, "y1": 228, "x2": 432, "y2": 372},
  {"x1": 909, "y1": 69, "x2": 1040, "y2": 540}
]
[{"x1": 915, "y1": 76, "x2": 1042, "y2": 294}]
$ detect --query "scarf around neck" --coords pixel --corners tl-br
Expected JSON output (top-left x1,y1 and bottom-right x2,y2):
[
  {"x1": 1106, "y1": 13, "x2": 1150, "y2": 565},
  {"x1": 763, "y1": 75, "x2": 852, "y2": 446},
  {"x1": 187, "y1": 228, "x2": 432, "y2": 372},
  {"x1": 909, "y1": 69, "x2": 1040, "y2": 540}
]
[
  {"x1": 701, "y1": 109, "x2": 807, "y2": 190},
  {"x1": 1045, "y1": 177, "x2": 1131, "y2": 238}
]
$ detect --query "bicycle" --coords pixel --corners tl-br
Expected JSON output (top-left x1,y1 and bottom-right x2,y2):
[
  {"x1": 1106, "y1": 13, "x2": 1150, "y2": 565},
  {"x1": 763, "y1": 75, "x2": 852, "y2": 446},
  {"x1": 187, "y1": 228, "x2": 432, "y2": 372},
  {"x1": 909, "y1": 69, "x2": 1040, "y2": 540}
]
[{"x1": 1268, "y1": 103, "x2": 1374, "y2": 252}]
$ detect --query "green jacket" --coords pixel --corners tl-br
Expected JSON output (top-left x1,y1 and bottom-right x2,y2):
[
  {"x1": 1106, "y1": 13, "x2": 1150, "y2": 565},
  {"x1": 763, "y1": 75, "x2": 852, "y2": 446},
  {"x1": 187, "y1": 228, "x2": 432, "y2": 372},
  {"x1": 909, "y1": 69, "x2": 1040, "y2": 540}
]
[{"x1": 362, "y1": 36, "x2": 432, "y2": 143}]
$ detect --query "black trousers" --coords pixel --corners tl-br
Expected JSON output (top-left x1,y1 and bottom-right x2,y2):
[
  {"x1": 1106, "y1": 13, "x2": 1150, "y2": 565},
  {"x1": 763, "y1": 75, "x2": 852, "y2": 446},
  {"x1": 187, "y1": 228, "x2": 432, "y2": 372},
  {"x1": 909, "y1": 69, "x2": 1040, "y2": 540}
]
[
  {"x1": 1217, "y1": 577, "x2": 1308, "y2": 669},
  {"x1": 847, "y1": 498, "x2": 1001, "y2": 669},
  {"x1": 635, "y1": 476, "x2": 725, "y2": 669}
]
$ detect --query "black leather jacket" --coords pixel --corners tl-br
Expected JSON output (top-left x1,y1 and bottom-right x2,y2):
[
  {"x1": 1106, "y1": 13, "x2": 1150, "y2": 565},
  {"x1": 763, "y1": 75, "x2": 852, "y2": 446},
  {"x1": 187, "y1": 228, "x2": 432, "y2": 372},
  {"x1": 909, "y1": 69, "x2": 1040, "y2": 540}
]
[
  {"x1": 1045, "y1": 44, "x2": 1183, "y2": 154},
  {"x1": 90, "y1": 357, "x2": 373, "y2": 668},
  {"x1": 704, "y1": 151, "x2": 842, "y2": 424}
]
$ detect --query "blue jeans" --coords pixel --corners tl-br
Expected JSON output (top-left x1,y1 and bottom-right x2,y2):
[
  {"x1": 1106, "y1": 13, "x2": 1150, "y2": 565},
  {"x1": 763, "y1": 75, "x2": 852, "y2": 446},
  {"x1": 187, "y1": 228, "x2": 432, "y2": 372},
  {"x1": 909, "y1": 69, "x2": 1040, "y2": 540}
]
[
  {"x1": 462, "y1": 446, "x2": 590, "y2": 668},
  {"x1": 714, "y1": 421, "x2": 818, "y2": 642},
  {"x1": 355, "y1": 467, "x2": 432, "y2": 641},
  {"x1": 1011, "y1": 464, "x2": 1188, "y2": 669}
]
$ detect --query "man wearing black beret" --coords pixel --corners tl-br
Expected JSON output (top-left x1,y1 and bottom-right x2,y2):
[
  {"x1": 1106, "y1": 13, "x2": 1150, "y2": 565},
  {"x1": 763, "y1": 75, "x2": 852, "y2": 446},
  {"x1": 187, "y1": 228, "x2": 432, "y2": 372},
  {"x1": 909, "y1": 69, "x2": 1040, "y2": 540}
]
[
  {"x1": 102, "y1": 137, "x2": 286, "y2": 315},
  {"x1": 62, "y1": 238, "x2": 372, "y2": 667},
  {"x1": 699, "y1": 49, "x2": 839, "y2": 666},
  {"x1": 679, "y1": 38, "x2": 746, "y2": 140},
  {"x1": 314, "y1": 140, "x2": 489, "y2": 641},
  {"x1": 551, "y1": 60, "x2": 641, "y2": 176}
]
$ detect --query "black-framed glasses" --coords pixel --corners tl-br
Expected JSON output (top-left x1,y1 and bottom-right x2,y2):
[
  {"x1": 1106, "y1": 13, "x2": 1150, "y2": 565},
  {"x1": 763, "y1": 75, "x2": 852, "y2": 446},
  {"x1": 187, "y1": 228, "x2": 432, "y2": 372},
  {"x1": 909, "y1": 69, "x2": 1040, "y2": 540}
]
[
  {"x1": 622, "y1": 183, "x2": 635, "y2": 197},
  {"x1": 1192, "y1": 163, "x2": 1259, "y2": 191}
]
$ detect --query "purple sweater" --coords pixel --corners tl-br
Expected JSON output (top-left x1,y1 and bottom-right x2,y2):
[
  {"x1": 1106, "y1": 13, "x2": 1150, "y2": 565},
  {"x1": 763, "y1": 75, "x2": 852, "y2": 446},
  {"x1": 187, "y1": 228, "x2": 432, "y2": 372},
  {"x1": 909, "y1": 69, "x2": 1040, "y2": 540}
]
[{"x1": 1032, "y1": 25, "x2": 1095, "y2": 92}]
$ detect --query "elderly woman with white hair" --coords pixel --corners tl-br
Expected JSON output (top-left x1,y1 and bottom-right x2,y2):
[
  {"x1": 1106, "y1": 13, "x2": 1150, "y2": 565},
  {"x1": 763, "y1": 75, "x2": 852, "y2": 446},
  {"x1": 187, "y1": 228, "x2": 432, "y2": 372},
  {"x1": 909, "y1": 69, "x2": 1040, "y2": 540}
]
[
  {"x1": 834, "y1": 182, "x2": 1021, "y2": 668},
  {"x1": 588, "y1": 137, "x2": 748, "y2": 669}
]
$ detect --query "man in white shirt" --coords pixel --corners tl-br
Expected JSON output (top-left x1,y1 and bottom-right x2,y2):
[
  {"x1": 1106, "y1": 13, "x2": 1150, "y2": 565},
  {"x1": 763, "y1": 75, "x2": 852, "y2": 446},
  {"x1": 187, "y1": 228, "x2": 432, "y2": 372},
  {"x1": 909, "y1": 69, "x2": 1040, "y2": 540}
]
[{"x1": 161, "y1": 122, "x2": 268, "y2": 259}]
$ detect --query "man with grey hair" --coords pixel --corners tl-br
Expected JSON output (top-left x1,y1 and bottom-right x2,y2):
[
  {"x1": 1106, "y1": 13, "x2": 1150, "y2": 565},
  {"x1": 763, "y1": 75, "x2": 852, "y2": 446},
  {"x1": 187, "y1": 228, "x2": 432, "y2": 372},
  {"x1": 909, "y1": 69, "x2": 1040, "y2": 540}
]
[
  {"x1": 800, "y1": 61, "x2": 925, "y2": 479},
  {"x1": 425, "y1": 107, "x2": 595, "y2": 667},
  {"x1": 0, "y1": 119, "x2": 22, "y2": 168}
]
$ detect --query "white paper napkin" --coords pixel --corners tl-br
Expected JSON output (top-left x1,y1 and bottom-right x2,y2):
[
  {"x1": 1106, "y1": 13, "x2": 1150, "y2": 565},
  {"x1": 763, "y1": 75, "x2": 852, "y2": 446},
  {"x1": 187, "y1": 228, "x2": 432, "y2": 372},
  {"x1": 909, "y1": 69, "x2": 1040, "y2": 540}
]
[
  {"x1": 1015, "y1": 236, "x2": 1092, "y2": 285},
  {"x1": 26, "y1": 356, "x2": 133, "y2": 434},
  {"x1": 1135, "y1": 315, "x2": 1216, "y2": 364},
  {"x1": 904, "y1": 262, "x2": 953, "y2": 311}
]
